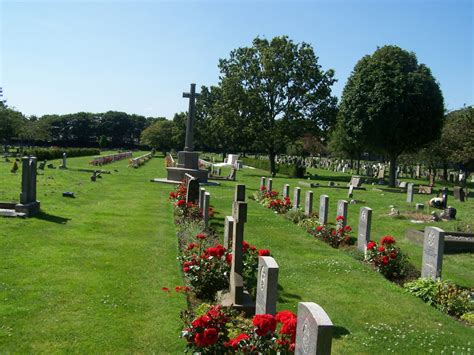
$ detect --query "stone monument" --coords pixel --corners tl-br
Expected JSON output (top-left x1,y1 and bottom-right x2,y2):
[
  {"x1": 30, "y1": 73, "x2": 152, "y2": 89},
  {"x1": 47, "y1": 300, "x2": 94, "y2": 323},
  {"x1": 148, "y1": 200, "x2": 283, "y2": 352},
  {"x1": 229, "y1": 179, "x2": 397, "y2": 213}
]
[{"x1": 166, "y1": 84, "x2": 208, "y2": 182}]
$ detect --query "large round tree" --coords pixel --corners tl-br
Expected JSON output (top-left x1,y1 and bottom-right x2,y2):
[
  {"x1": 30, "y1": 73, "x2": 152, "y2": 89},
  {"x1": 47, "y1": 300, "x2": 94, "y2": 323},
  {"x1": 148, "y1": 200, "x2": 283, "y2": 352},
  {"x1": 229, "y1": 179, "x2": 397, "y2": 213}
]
[{"x1": 338, "y1": 45, "x2": 444, "y2": 186}]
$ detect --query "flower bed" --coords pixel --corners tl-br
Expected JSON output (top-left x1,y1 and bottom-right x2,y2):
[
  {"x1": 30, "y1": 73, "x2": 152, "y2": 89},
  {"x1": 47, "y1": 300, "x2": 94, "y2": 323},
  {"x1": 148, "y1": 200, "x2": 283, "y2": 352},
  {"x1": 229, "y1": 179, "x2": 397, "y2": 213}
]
[
  {"x1": 365, "y1": 236, "x2": 409, "y2": 280},
  {"x1": 89, "y1": 151, "x2": 132, "y2": 166},
  {"x1": 309, "y1": 216, "x2": 353, "y2": 248},
  {"x1": 253, "y1": 186, "x2": 292, "y2": 214}
]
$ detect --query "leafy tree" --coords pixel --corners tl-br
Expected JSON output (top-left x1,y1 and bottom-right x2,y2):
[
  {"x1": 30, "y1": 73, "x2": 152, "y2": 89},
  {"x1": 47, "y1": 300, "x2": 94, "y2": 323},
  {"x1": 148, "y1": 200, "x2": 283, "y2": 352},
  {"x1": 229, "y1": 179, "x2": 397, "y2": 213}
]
[
  {"x1": 336, "y1": 45, "x2": 444, "y2": 186},
  {"x1": 98, "y1": 135, "x2": 109, "y2": 150},
  {"x1": 140, "y1": 119, "x2": 176, "y2": 152},
  {"x1": 0, "y1": 106, "x2": 25, "y2": 143},
  {"x1": 443, "y1": 106, "x2": 473, "y2": 170},
  {"x1": 215, "y1": 36, "x2": 337, "y2": 174}
]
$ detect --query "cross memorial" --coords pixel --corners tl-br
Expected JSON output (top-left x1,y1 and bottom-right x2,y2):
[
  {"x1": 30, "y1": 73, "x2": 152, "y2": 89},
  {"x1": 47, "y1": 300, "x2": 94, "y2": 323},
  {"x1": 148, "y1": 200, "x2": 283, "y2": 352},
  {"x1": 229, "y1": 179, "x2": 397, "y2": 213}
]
[{"x1": 182, "y1": 84, "x2": 200, "y2": 152}]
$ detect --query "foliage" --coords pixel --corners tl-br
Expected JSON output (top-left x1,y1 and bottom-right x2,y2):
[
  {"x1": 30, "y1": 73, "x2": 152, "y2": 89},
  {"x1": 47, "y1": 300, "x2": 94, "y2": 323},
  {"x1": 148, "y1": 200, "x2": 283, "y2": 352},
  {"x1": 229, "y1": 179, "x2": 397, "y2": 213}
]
[
  {"x1": 309, "y1": 216, "x2": 353, "y2": 248},
  {"x1": 404, "y1": 278, "x2": 473, "y2": 318},
  {"x1": 23, "y1": 147, "x2": 100, "y2": 161},
  {"x1": 460, "y1": 312, "x2": 474, "y2": 325},
  {"x1": 214, "y1": 36, "x2": 337, "y2": 174},
  {"x1": 242, "y1": 157, "x2": 306, "y2": 177},
  {"x1": 442, "y1": 106, "x2": 474, "y2": 168},
  {"x1": 140, "y1": 119, "x2": 176, "y2": 152},
  {"x1": 296, "y1": 214, "x2": 320, "y2": 230},
  {"x1": 182, "y1": 306, "x2": 297, "y2": 354},
  {"x1": 366, "y1": 236, "x2": 409, "y2": 279},
  {"x1": 336, "y1": 45, "x2": 444, "y2": 186},
  {"x1": 284, "y1": 208, "x2": 306, "y2": 224}
]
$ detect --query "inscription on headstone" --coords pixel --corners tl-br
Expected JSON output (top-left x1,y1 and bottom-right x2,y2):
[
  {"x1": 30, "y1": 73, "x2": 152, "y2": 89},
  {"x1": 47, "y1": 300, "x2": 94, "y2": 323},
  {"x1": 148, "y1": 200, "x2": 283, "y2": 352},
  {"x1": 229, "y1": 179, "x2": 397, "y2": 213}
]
[
  {"x1": 421, "y1": 227, "x2": 445, "y2": 279},
  {"x1": 295, "y1": 302, "x2": 333, "y2": 355},
  {"x1": 357, "y1": 207, "x2": 372, "y2": 252},
  {"x1": 255, "y1": 256, "x2": 279, "y2": 316},
  {"x1": 336, "y1": 200, "x2": 348, "y2": 228}
]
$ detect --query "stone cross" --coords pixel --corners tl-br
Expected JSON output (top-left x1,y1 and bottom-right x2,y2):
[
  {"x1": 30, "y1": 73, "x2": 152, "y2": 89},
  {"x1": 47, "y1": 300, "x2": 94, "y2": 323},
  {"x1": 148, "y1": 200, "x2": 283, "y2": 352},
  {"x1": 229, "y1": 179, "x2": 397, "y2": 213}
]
[
  {"x1": 283, "y1": 184, "x2": 290, "y2": 199},
  {"x1": 255, "y1": 256, "x2": 279, "y2": 316},
  {"x1": 293, "y1": 187, "x2": 301, "y2": 210},
  {"x1": 357, "y1": 207, "x2": 372, "y2": 252},
  {"x1": 234, "y1": 184, "x2": 246, "y2": 202},
  {"x1": 421, "y1": 226, "x2": 445, "y2": 279},
  {"x1": 295, "y1": 302, "x2": 333, "y2": 355},
  {"x1": 203, "y1": 192, "x2": 210, "y2": 227},
  {"x1": 198, "y1": 187, "x2": 206, "y2": 210},
  {"x1": 261, "y1": 177, "x2": 266, "y2": 189},
  {"x1": 305, "y1": 191, "x2": 313, "y2": 216},
  {"x1": 336, "y1": 200, "x2": 348, "y2": 228},
  {"x1": 230, "y1": 201, "x2": 247, "y2": 305},
  {"x1": 267, "y1": 178, "x2": 273, "y2": 192},
  {"x1": 319, "y1": 195, "x2": 329, "y2": 225},
  {"x1": 182, "y1": 83, "x2": 200, "y2": 152},
  {"x1": 20, "y1": 156, "x2": 37, "y2": 204},
  {"x1": 406, "y1": 183, "x2": 414, "y2": 203}
]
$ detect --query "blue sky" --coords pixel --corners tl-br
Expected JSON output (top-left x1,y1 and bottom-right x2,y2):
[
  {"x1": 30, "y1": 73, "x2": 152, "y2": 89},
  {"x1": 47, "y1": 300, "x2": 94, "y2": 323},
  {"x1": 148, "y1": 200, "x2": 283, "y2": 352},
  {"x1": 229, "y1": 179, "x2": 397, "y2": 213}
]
[{"x1": 1, "y1": 0, "x2": 472, "y2": 118}]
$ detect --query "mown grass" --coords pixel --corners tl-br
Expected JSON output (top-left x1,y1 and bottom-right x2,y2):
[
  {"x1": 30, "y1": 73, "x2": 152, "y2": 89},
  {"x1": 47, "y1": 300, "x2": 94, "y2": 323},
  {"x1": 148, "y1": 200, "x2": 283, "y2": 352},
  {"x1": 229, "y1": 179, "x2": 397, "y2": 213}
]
[
  {"x1": 0, "y1": 153, "x2": 186, "y2": 353},
  {"x1": 1, "y1": 155, "x2": 472, "y2": 353}
]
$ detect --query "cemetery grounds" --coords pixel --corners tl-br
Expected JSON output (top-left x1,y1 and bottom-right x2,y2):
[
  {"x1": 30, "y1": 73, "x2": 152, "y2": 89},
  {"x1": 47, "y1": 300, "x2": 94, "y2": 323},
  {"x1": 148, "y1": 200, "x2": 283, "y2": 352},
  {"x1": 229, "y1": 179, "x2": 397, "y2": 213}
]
[{"x1": 0, "y1": 153, "x2": 472, "y2": 353}]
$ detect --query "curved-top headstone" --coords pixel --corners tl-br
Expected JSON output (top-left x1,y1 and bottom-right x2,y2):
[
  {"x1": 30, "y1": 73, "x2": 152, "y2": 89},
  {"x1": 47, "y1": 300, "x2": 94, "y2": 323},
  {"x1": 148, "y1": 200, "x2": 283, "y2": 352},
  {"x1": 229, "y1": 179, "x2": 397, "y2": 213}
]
[{"x1": 295, "y1": 302, "x2": 333, "y2": 355}]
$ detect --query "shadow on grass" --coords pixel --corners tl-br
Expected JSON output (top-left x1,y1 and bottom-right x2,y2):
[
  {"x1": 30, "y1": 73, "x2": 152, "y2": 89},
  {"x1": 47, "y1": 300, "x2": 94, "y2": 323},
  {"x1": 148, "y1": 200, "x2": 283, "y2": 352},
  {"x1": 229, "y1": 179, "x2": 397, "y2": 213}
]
[
  {"x1": 277, "y1": 284, "x2": 302, "y2": 303},
  {"x1": 33, "y1": 211, "x2": 70, "y2": 224},
  {"x1": 210, "y1": 214, "x2": 225, "y2": 232},
  {"x1": 333, "y1": 326, "x2": 351, "y2": 338}
]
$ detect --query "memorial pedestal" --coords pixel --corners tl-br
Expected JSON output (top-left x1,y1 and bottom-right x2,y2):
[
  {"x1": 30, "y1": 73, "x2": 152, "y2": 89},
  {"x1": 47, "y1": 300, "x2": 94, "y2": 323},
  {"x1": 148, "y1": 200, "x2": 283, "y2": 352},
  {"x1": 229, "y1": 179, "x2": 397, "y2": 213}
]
[{"x1": 166, "y1": 151, "x2": 208, "y2": 182}]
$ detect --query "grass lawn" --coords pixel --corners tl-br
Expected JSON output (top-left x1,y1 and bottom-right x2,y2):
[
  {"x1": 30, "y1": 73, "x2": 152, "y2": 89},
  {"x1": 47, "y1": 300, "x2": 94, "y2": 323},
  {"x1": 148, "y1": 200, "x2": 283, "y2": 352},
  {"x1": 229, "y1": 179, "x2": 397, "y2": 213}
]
[
  {"x1": 0, "y1": 153, "x2": 186, "y2": 352},
  {"x1": 1, "y1": 154, "x2": 472, "y2": 353}
]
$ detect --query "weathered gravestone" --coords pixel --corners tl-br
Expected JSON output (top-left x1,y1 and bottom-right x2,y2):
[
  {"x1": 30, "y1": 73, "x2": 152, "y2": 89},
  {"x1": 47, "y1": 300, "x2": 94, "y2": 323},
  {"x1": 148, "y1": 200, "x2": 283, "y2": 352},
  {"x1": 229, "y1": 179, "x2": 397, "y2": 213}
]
[
  {"x1": 399, "y1": 181, "x2": 407, "y2": 189},
  {"x1": 357, "y1": 207, "x2": 372, "y2": 252},
  {"x1": 319, "y1": 195, "x2": 329, "y2": 225},
  {"x1": 283, "y1": 184, "x2": 290, "y2": 199},
  {"x1": 336, "y1": 200, "x2": 348, "y2": 228},
  {"x1": 221, "y1": 200, "x2": 255, "y2": 314},
  {"x1": 255, "y1": 256, "x2": 279, "y2": 316},
  {"x1": 186, "y1": 177, "x2": 200, "y2": 204},
  {"x1": 347, "y1": 185, "x2": 354, "y2": 199},
  {"x1": 261, "y1": 177, "x2": 266, "y2": 189},
  {"x1": 406, "y1": 183, "x2": 414, "y2": 203},
  {"x1": 224, "y1": 216, "x2": 234, "y2": 249},
  {"x1": 453, "y1": 186, "x2": 465, "y2": 202},
  {"x1": 60, "y1": 152, "x2": 67, "y2": 169},
  {"x1": 421, "y1": 227, "x2": 445, "y2": 280},
  {"x1": 441, "y1": 187, "x2": 448, "y2": 208},
  {"x1": 267, "y1": 178, "x2": 273, "y2": 192},
  {"x1": 295, "y1": 302, "x2": 333, "y2": 355},
  {"x1": 202, "y1": 192, "x2": 210, "y2": 227},
  {"x1": 350, "y1": 176, "x2": 362, "y2": 187},
  {"x1": 198, "y1": 187, "x2": 206, "y2": 210},
  {"x1": 294, "y1": 187, "x2": 301, "y2": 210},
  {"x1": 15, "y1": 157, "x2": 40, "y2": 216},
  {"x1": 305, "y1": 191, "x2": 313, "y2": 217}
]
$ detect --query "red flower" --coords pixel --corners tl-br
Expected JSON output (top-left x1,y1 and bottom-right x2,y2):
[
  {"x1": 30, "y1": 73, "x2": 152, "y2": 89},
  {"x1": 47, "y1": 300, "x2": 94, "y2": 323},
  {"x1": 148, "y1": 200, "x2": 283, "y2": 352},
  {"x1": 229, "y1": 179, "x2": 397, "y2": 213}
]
[
  {"x1": 249, "y1": 245, "x2": 256, "y2": 251},
  {"x1": 174, "y1": 285, "x2": 190, "y2": 293},
  {"x1": 390, "y1": 251, "x2": 397, "y2": 259},
  {"x1": 205, "y1": 244, "x2": 226, "y2": 258},
  {"x1": 378, "y1": 246, "x2": 385, "y2": 253},
  {"x1": 226, "y1": 253, "x2": 232, "y2": 265},
  {"x1": 258, "y1": 249, "x2": 271, "y2": 256},
  {"x1": 187, "y1": 243, "x2": 198, "y2": 250},
  {"x1": 161, "y1": 287, "x2": 170, "y2": 292},
  {"x1": 192, "y1": 315, "x2": 211, "y2": 329},
  {"x1": 253, "y1": 314, "x2": 277, "y2": 336},
  {"x1": 280, "y1": 316, "x2": 297, "y2": 342},
  {"x1": 183, "y1": 266, "x2": 190, "y2": 273},
  {"x1": 225, "y1": 333, "x2": 250, "y2": 349},
  {"x1": 276, "y1": 310, "x2": 296, "y2": 324},
  {"x1": 260, "y1": 185, "x2": 267, "y2": 191},
  {"x1": 196, "y1": 233, "x2": 206, "y2": 240},
  {"x1": 381, "y1": 236, "x2": 396, "y2": 246},
  {"x1": 367, "y1": 241, "x2": 377, "y2": 249},
  {"x1": 176, "y1": 199, "x2": 186, "y2": 207},
  {"x1": 344, "y1": 225, "x2": 352, "y2": 232},
  {"x1": 243, "y1": 241, "x2": 250, "y2": 251},
  {"x1": 336, "y1": 215, "x2": 345, "y2": 222},
  {"x1": 316, "y1": 225, "x2": 324, "y2": 232},
  {"x1": 201, "y1": 327, "x2": 219, "y2": 346},
  {"x1": 382, "y1": 256, "x2": 389, "y2": 265}
]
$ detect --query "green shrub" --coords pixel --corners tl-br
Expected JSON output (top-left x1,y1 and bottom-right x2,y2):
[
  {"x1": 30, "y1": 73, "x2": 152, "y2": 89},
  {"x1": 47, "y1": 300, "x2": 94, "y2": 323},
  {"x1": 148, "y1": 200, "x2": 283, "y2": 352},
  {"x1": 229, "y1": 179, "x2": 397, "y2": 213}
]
[
  {"x1": 24, "y1": 147, "x2": 100, "y2": 161},
  {"x1": 404, "y1": 278, "x2": 438, "y2": 305},
  {"x1": 241, "y1": 157, "x2": 306, "y2": 178},
  {"x1": 285, "y1": 208, "x2": 306, "y2": 224},
  {"x1": 460, "y1": 312, "x2": 474, "y2": 325}
]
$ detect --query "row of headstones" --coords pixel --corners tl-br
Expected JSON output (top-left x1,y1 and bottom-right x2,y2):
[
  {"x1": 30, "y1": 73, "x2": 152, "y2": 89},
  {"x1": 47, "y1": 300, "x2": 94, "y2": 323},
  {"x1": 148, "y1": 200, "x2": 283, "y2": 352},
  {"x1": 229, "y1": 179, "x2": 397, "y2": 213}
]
[
  {"x1": 129, "y1": 152, "x2": 153, "y2": 168},
  {"x1": 90, "y1": 151, "x2": 133, "y2": 166},
  {"x1": 184, "y1": 175, "x2": 211, "y2": 227},
  {"x1": 226, "y1": 183, "x2": 334, "y2": 354}
]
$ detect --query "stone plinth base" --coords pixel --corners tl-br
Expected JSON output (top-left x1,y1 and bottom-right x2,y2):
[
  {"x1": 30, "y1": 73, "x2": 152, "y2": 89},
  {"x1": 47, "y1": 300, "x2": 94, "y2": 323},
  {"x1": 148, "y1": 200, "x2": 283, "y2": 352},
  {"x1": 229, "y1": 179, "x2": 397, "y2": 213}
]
[
  {"x1": 15, "y1": 201, "x2": 40, "y2": 217},
  {"x1": 218, "y1": 291, "x2": 255, "y2": 317},
  {"x1": 177, "y1": 151, "x2": 199, "y2": 169},
  {"x1": 166, "y1": 167, "x2": 208, "y2": 183}
]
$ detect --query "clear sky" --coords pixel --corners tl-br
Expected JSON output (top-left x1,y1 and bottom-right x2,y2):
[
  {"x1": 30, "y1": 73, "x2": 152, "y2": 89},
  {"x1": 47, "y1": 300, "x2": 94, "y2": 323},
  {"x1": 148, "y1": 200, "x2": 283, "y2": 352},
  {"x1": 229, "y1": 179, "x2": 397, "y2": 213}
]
[{"x1": 1, "y1": 0, "x2": 472, "y2": 118}]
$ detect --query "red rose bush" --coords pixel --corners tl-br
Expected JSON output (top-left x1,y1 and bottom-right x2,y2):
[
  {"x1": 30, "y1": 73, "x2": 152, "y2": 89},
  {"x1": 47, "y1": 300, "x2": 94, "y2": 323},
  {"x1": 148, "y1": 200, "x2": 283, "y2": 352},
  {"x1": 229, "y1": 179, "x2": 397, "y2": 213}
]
[
  {"x1": 365, "y1": 236, "x2": 408, "y2": 279},
  {"x1": 310, "y1": 216, "x2": 353, "y2": 248}
]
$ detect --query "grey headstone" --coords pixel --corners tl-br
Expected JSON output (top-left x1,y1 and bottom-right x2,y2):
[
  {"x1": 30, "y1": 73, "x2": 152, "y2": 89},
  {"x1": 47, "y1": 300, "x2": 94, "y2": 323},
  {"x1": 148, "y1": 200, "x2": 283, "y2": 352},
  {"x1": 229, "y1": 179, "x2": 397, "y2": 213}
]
[
  {"x1": 453, "y1": 186, "x2": 465, "y2": 202},
  {"x1": 416, "y1": 203, "x2": 424, "y2": 211},
  {"x1": 234, "y1": 184, "x2": 245, "y2": 202},
  {"x1": 407, "y1": 183, "x2": 414, "y2": 203},
  {"x1": 61, "y1": 152, "x2": 67, "y2": 169},
  {"x1": 336, "y1": 200, "x2": 348, "y2": 228},
  {"x1": 267, "y1": 178, "x2": 273, "y2": 192},
  {"x1": 186, "y1": 178, "x2": 200, "y2": 204},
  {"x1": 441, "y1": 187, "x2": 448, "y2": 208},
  {"x1": 294, "y1": 187, "x2": 301, "y2": 209},
  {"x1": 357, "y1": 207, "x2": 372, "y2": 252},
  {"x1": 261, "y1": 177, "x2": 266, "y2": 189},
  {"x1": 283, "y1": 184, "x2": 290, "y2": 199},
  {"x1": 255, "y1": 256, "x2": 279, "y2": 316},
  {"x1": 223, "y1": 216, "x2": 234, "y2": 249},
  {"x1": 199, "y1": 187, "x2": 206, "y2": 209},
  {"x1": 230, "y1": 201, "x2": 247, "y2": 304},
  {"x1": 295, "y1": 302, "x2": 333, "y2": 355},
  {"x1": 203, "y1": 192, "x2": 210, "y2": 227},
  {"x1": 421, "y1": 227, "x2": 445, "y2": 280},
  {"x1": 305, "y1": 191, "x2": 313, "y2": 217},
  {"x1": 319, "y1": 195, "x2": 329, "y2": 225},
  {"x1": 350, "y1": 176, "x2": 361, "y2": 187}
]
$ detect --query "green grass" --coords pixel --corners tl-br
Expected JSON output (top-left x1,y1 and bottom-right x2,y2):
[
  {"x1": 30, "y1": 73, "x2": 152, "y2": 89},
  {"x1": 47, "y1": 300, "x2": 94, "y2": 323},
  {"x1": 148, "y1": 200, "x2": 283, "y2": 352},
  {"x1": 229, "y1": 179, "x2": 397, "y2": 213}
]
[
  {"x1": 0, "y1": 153, "x2": 186, "y2": 352},
  {"x1": 1, "y1": 155, "x2": 472, "y2": 353}
]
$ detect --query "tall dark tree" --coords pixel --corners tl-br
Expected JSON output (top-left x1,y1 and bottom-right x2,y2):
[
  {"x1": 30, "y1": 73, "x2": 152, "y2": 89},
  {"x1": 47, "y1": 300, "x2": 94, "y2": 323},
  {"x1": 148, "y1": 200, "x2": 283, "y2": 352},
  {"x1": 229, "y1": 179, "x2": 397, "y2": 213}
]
[
  {"x1": 337, "y1": 45, "x2": 444, "y2": 186},
  {"x1": 216, "y1": 36, "x2": 337, "y2": 174}
]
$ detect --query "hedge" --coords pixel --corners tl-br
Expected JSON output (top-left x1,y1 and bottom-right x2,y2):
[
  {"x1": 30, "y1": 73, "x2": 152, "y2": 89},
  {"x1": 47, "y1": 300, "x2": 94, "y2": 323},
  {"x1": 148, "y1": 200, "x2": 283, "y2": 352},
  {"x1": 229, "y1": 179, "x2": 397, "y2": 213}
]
[
  {"x1": 23, "y1": 148, "x2": 100, "y2": 161},
  {"x1": 241, "y1": 157, "x2": 306, "y2": 178}
]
